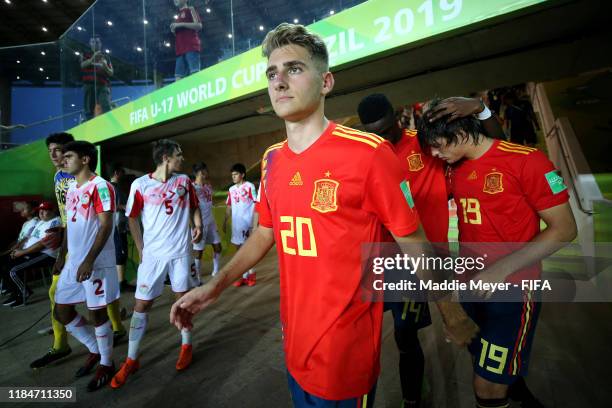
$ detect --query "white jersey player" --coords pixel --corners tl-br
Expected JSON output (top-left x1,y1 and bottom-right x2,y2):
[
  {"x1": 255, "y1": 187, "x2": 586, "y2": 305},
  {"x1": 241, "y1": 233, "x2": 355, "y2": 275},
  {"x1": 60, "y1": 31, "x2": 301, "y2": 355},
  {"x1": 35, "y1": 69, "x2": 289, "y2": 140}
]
[
  {"x1": 223, "y1": 163, "x2": 257, "y2": 287},
  {"x1": 53, "y1": 141, "x2": 119, "y2": 392},
  {"x1": 112, "y1": 139, "x2": 202, "y2": 389},
  {"x1": 192, "y1": 162, "x2": 222, "y2": 280}
]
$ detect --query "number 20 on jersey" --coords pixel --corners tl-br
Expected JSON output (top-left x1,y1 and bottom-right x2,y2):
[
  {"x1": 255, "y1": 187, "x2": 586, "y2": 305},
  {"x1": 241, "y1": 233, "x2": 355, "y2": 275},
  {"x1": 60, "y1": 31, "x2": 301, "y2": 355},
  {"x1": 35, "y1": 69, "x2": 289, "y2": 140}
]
[{"x1": 279, "y1": 216, "x2": 318, "y2": 257}]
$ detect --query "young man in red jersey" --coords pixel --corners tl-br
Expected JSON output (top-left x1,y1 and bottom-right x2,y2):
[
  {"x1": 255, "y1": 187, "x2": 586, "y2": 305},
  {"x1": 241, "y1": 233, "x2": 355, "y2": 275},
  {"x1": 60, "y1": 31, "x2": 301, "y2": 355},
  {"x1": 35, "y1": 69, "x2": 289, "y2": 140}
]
[
  {"x1": 170, "y1": 23, "x2": 478, "y2": 407},
  {"x1": 418, "y1": 99, "x2": 576, "y2": 408},
  {"x1": 357, "y1": 93, "x2": 503, "y2": 408}
]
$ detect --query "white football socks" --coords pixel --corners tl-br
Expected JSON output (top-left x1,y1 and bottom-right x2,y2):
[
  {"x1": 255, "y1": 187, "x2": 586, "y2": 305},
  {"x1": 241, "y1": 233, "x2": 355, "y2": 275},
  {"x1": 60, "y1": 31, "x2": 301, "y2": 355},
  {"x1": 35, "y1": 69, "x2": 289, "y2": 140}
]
[
  {"x1": 65, "y1": 314, "x2": 99, "y2": 354},
  {"x1": 212, "y1": 252, "x2": 221, "y2": 275},
  {"x1": 95, "y1": 320, "x2": 113, "y2": 366},
  {"x1": 181, "y1": 328, "x2": 192, "y2": 345},
  {"x1": 128, "y1": 311, "x2": 148, "y2": 360}
]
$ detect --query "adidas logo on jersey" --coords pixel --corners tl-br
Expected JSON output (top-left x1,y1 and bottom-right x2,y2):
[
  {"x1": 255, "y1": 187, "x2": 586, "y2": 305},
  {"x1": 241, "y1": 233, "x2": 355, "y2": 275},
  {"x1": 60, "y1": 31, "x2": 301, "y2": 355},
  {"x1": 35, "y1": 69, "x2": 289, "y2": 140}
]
[
  {"x1": 468, "y1": 170, "x2": 478, "y2": 180},
  {"x1": 289, "y1": 172, "x2": 303, "y2": 186}
]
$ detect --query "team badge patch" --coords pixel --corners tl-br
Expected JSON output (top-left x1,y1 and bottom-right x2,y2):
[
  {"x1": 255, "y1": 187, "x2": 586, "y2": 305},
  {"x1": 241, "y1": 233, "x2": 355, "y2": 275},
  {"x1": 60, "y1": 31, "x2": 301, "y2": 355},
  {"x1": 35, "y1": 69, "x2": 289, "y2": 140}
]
[
  {"x1": 483, "y1": 172, "x2": 504, "y2": 194},
  {"x1": 407, "y1": 153, "x2": 424, "y2": 172},
  {"x1": 311, "y1": 178, "x2": 339, "y2": 213},
  {"x1": 138, "y1": 284, "x2": 150, "y2": 295},
  {"x1": 400, "y1": 180, "x2": 415, "y2": 209},
  {"x1": 545, "y1": 170, "x2": 567, "y2": 194},
  {"x1": 176, "y1": 185, "x2": 187, "y2": 197},
  {"x1": 81, "y1": 193, "x2": 90, "y2": 205}
]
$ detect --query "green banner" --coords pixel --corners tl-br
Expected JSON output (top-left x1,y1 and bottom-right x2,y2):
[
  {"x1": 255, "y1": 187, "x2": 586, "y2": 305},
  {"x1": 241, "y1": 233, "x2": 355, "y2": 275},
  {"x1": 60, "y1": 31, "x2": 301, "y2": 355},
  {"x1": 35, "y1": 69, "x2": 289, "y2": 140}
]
[{"x1": 72, "y1": 0, "x2": 547, "y2": 143}]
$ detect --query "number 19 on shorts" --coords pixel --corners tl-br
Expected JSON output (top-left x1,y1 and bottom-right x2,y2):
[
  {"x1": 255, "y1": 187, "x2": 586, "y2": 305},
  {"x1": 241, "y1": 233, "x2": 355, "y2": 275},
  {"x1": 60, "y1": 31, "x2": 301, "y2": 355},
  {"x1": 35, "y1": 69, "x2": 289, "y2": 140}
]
[{"x1": 279, "y1": 216, "x2": 318, "y2": 257}]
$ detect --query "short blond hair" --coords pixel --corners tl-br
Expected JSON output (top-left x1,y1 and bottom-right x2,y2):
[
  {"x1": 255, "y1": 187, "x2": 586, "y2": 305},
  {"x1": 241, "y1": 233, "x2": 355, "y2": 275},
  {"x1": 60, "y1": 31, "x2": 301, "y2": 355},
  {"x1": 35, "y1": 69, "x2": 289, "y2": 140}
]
[{"x1": 262, "y1": 23, "x2": 329, "y2": 72}]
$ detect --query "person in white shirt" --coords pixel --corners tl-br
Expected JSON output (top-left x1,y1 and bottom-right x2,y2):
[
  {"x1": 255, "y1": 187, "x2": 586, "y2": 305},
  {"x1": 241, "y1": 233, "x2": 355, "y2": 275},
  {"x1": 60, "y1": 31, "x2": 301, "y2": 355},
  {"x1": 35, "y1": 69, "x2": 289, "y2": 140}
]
[
  {"x1": 53, "y1": 141, "x2": 119, "y2": 392},
  {"x1": 192, "y1": 162, "x2": 222, "y2": 280},
  {"x1": 2, "y1": 202, "x2": 59, "y2": 308},
  {"x1": 111, "y1": 139, "x2": 202, "y2": 389},
  {"x1": 223, "y1": 163, "x2": 258, "y2": 287}
]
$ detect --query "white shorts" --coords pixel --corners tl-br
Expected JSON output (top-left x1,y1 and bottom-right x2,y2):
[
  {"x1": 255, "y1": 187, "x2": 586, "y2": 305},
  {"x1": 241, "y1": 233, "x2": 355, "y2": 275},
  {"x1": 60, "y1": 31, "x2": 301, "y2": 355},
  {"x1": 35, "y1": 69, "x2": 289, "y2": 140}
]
[
  {"x1": 135, "y1": 255, "x2": 198, "y2": 301},
  {"x1": 192, "y1": 220, "x2": 221, "y2": 250},
  {"x1": 55, "y1": 263, "x2": 120, "y2": 310},
  {"x1": 231, "y1": 218, "x2": 252, "y2": 246}
]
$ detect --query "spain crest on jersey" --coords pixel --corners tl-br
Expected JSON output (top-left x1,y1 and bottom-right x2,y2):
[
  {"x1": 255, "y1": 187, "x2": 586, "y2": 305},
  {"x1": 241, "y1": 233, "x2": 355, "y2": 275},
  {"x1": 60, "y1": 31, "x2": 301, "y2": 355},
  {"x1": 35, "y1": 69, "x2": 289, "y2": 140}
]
[
  {"x1": 407, "y1": 153, "x2": 424, "y2": 172},
  {"x1": 483, "y1": 172, "x2": 504, "y2": 194},
  {"x1": 311, "y1": 178, "x2": 339, "y2": 213}
]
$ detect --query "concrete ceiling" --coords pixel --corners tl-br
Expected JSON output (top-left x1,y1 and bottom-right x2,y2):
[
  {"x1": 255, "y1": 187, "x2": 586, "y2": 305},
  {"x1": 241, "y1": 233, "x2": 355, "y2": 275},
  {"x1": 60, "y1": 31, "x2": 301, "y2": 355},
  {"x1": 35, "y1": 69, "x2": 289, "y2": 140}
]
[{"x1": 101, "y1": 0, "x2": 612, "y2": 152}]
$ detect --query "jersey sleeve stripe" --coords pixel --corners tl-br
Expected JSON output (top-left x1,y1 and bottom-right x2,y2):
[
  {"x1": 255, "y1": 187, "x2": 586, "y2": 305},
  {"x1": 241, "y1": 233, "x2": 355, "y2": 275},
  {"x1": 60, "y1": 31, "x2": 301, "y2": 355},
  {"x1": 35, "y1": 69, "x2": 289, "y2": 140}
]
[
  {"x1": 331, "y1": 131, "x2": 379, "y2": 148},
  {"x1": 335, "y1": 125, "x2": 384, "y2": 143},
  {"x1": 263, "y1": 141, "x2": 286, "y2": 157},
  {"x1": 499, "y1": 141, "x2": 537, "y2": 151},
  {"x1": 496, "y1": 146, "x2": 531, "y2": 155}
]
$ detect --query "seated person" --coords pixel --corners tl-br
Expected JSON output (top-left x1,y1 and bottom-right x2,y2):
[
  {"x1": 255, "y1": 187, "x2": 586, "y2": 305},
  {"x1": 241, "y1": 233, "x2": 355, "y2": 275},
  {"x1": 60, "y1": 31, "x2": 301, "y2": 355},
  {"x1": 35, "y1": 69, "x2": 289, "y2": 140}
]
[{"x1": 2, "y1": 202, "x2": 61, "y2": 307}]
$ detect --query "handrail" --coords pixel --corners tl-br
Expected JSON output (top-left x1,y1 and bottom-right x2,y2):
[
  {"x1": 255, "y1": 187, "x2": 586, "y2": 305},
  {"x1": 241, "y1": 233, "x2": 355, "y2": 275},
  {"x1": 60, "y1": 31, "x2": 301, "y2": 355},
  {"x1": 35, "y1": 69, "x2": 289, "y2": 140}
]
[
  {"x1": 547, "y1": 121, "x2": 595, "y2": 215},
  {"x1": 5, "y1": 96, "x2": 131, "y2": 130}
]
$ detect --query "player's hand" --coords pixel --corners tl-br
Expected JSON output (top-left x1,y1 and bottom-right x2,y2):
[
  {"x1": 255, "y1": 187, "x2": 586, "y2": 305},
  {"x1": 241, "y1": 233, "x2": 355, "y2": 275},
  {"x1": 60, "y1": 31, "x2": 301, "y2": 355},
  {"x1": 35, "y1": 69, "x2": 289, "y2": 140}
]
[
  {"x1": 192, "y1": 226, "x2": 203, "y2": 244},
  {"x1": 471, "y1": 262, "x2": 511, "y2": 299},
  {"x1": 437, "y1": 302, "x2": 479, "y2": 346},
  {"x1": 76, "y1": 260, "x2": 94, "y2": 282},
  {"x1": 11, "y1": 249, "x2": 23, "y2": 259},
  {"x1": 428, "y1": 97, "x2": 483, "y2": 122},
  {"x1": 170, "y1": 283, "x2": 219, "y2": 330}
]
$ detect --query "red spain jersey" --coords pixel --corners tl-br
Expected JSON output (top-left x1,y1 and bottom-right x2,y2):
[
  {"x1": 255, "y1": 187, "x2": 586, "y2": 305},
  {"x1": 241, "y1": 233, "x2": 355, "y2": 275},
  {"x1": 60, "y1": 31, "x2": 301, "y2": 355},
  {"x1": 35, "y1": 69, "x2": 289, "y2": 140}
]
[
  {"x1": 256, "y1": 122, "x2": 419, "y2": 399},
  {"x1": 394, "y1": 129, "x2": 449, "y2": 243},
  {"x1": 449, "y1": 140, "x2": 569, "y2": 282}
]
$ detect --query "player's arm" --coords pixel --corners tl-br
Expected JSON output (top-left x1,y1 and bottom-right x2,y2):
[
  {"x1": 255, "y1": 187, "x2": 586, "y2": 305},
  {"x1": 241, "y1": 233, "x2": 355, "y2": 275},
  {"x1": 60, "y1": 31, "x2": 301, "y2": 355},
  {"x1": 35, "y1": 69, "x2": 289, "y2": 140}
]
[
  {"x1": 191, "y1": 206, "x2": 203, "y2": 243},
  {"x1": 76, "y1": 211, "x2": 113, "y2": 282},
  {"x1": 392, "y1": 231, "x2": 479, "y2": 346},
  {"x1": 128, "y1": 217, "x2": 144, "y2": 262},
  {"x1": 223, "y1": 203, "x2": 231, "y2": 233},
  {"x1": 474, "y1": 203, "x2": 576, "y2": 297},
  {"x1": 53, "y1": 228, "x2": 68, "y2": 275},
  {"x1": 170, "y1": 226, "x2": 275, "y2": 330},
  {"x1": 426, "y1": 97, "x2": 505, "y2": 140}
]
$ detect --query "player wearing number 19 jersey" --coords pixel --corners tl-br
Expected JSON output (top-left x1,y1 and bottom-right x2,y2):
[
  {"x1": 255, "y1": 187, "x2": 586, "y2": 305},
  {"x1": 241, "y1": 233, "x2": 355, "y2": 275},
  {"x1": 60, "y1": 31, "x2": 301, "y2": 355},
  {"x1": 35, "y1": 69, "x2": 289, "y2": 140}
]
[
  {"x1": 112, "y1": 139, "x2": 202, "y2": 389},
  {"x1": 419, "y1": 99, "x2": 576, "y2": 408}
]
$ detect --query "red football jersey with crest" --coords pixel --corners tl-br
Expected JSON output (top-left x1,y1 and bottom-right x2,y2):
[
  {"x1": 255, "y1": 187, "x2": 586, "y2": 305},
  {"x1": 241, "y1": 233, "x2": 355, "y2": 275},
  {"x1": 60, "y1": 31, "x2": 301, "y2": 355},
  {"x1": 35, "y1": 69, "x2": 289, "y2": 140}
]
[
  {"x1": 449, "y1": 139, "x2": 569, "y2": 282},
  {"x1": 394, "y1": 129, "x2": 449, "y2": 243},
  {"x1": 256, "y1": 122, "x2": 419, "y2": 399}
]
